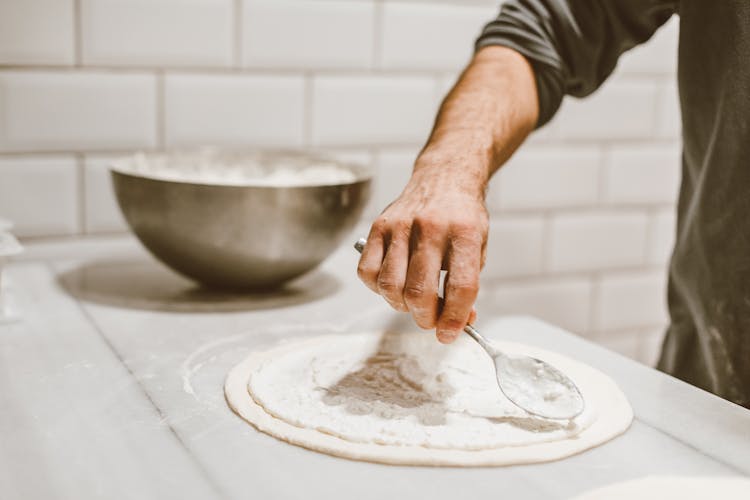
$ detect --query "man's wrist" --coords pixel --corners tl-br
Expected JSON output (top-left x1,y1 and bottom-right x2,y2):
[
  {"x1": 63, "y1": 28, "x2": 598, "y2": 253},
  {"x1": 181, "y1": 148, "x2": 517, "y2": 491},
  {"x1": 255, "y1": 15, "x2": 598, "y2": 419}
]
[{"x1": 412, "y1": 138, "x2": 493, "y2": 199}]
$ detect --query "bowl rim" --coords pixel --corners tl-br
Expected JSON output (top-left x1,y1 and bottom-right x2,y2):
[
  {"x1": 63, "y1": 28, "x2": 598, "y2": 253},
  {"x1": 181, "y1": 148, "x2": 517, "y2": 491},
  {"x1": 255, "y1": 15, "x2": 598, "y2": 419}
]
[{"x1": 109, "y1": 148, "x2": 375, "y2": 188}]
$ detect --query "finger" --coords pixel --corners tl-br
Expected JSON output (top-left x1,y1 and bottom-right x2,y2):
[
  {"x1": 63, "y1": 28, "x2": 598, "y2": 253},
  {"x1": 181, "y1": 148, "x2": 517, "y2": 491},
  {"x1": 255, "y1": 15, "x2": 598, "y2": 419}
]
[
  {"x1": 437, "y1": 235, "x2": 481, "y2": 344},
  {"x1": 357, "y1": 220, "x2": 387, "y2": 293},
  {"x1": 403, "y1": 227, "x2": 445, "y2": 330},
  {"x1": 377, "y1": 223, "x2": 411, "y2": 311},
  {"x1": 480, "y1": 239, "x2": 488, "y2": 270}
]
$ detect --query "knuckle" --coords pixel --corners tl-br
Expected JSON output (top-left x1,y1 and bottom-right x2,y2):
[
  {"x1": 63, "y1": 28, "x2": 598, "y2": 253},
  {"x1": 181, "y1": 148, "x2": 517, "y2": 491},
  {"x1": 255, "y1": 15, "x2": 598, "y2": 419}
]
[
  {"x1": 372, "y1": 216, "x2": 389, "y2": 231},
  {"x1": 452, "y1": 225, "x2": 484, "y2": 246},
  {"x1": 413, "y1": 312, "x2": 437, "y2": 330},
  {"x1": 403, "y1": 282, "x2": 428, "y2": 303},
  {"x1": 376, "y1": 276, "x2": 401, "y2": 295},
  {"x1": 413, "y1": 215, "x2": 445, "y2": 235},
  {"x1": 447, "y1": 281, "x2": 479, "y2": 298},
  {"x1": 391, "y1": 218, "x2": 412, "y2": 239},
  {"x1": 436, "y1": 332, "x2": 459, "y2": 344},
  {"x1": 439, "y1": 304, "x2": 471, "y2": 330},
  {"x1": 451, "y1": 219, "x2": 475, "y2": 234},
  {"x1": 356, "y1": 262, "x2": 376, "y2": 279},
  {"x1": 439, "y1": 316, "x2": 466, "y2": 331},
  {"x1": 357, "y1": 262, "x2": 382, "y2": 286}
]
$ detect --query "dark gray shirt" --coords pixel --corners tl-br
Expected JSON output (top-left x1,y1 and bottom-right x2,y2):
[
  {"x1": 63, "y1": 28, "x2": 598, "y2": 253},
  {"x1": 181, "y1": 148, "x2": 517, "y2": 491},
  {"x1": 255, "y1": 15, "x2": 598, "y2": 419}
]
[{"x1": 477, "y1": 0, "x2": 750, "y2": 408}]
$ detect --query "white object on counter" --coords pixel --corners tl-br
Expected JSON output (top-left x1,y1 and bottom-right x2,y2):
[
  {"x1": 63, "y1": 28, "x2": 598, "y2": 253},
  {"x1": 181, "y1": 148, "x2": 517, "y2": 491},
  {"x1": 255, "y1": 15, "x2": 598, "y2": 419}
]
[
  {"x1": 0, "y1": 217, "x2": 12, "y2": 231},
  {"x1": 0, "y1": 231, "x2": 24, "y2": 323}
]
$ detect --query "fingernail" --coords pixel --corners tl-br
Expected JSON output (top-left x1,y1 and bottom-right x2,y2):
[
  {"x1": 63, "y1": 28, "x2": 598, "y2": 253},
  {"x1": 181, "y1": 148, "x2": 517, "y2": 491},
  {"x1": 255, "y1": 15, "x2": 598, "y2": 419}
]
[
  {"x1": 436, "y1": 330, "x2": 457, "y2": 344},
  {"x1": 385, "y1": 299, "x2": 408, "y2": 312}
]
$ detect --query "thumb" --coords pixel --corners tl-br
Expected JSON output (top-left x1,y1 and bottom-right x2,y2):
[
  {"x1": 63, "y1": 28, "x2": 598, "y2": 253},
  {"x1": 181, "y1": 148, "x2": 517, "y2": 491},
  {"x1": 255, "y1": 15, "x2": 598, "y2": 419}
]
[{"x1": 468, "y1": 307, "x2": 477, "y2": 325}]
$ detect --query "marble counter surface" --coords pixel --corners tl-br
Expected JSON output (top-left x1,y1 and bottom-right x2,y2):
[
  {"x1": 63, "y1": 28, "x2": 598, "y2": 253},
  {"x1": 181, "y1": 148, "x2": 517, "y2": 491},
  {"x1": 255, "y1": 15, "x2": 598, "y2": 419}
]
[{"x1": 1, "y1": 234, "x2": 748, "y2": 499}]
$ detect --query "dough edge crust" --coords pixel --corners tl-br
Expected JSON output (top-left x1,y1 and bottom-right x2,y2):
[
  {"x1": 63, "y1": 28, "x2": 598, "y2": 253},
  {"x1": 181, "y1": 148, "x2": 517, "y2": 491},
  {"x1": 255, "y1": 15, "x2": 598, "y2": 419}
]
[{"x1": 224, "y1": 334, "x2": 633, "y2": 467}]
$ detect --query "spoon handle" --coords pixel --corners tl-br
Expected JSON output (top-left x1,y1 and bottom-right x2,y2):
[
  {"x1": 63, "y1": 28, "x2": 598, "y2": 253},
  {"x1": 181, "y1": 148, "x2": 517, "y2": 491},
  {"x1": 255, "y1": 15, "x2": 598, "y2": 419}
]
[{"x1": 463, "y1": 324, "x2": 494, "y2": 353}]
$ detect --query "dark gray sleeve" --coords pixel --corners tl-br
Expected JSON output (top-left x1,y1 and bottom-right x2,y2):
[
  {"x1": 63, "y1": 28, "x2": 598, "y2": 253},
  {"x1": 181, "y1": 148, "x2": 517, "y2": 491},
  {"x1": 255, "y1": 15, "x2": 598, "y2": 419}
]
[{"x1": 476, "y1": 0, "x2": 677, "y2": 126}]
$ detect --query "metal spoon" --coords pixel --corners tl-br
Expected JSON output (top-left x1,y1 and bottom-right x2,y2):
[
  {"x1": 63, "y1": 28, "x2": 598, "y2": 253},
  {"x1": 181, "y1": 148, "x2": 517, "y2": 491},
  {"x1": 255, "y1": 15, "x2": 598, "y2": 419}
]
[{"x1": 354, "y1": 237, "x2": 584, "y2": 420}]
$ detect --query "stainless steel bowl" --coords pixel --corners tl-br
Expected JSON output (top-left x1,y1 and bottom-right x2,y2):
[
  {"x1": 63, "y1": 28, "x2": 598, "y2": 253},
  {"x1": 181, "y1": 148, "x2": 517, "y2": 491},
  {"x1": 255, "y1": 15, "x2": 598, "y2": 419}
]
[{"x1": 111, "y1": 149, "x2": 372, "y2": 289}]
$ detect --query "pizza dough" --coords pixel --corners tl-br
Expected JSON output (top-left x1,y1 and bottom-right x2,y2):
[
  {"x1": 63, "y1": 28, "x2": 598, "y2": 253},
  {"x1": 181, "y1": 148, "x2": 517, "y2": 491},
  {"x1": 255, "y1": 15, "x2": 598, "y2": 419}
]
[
  {"x1": 573, "y1": 476, "x2": 750, "y2": 499},
  {"x1": 225, "y1": 331, "x2": 633, "y2": 466}
]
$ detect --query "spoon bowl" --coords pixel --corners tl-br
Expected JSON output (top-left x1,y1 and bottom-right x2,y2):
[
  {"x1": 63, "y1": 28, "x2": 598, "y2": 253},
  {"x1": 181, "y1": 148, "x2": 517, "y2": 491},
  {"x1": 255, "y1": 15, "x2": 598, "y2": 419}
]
[{"x1": 464, "y1": 324, "x2": 584, "y2": 420}]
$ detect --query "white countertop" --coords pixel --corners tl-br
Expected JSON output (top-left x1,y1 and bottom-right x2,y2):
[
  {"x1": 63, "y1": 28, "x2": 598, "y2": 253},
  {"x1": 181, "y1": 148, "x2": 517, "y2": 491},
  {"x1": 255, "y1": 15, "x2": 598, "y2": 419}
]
[{"x1": 1, "y1": 234, "x2": 748, "y2": 499}]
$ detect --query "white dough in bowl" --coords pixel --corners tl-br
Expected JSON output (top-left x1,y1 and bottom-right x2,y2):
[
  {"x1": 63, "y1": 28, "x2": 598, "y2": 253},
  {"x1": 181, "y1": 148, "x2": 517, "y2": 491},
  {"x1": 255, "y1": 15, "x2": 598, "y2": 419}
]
[
  {"x1": 225, "y1": 331, "x2": 633, "y2": 466},
  {"x1": 112, "y1": 151, "x2": 359, "y2": 187}
]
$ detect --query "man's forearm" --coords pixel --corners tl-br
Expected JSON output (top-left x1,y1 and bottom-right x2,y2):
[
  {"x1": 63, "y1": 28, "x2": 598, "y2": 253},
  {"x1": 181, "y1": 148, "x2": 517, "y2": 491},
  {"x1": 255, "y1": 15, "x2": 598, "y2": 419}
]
[
  {"x1": 414, "y1": 46, "x2": 539, "y2": 197},
  {"x1": 358, "y1": 46, "x2": 540, "y2": 343}
]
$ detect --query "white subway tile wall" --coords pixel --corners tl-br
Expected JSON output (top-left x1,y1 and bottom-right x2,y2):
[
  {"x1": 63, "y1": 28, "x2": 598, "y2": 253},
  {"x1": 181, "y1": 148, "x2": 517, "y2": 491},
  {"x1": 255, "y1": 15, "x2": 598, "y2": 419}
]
[
  {"x1": 648, "y1": 209, "x2": 677, "y2": 266},
  {"x1": 311, "y1": 75, "x2": 436, "y2": 146},
  {"x1": 0, "y1": 156, "x2": 79, "y2": 237},
  {"x1": 484, "y1": 216, "x2": 545, "y2": 278},
  {"x1": 164, "y1": 74, "x2": 305, "y2": 147},
  {"x1": 657, "y1": 81, "x2": 681, "y2": 139},
  {"x1": 604, "y1": 145, "x2": 681, "y2": 205},
  {"x1": 484, "y1": 277, "x2": 593, "y2": 334},
  {"x1": 83, "y1": 154, "x2": 128, "y2": 233},
  {"x1": 617, "y1": 17, "x2": 678, "y2": 75},
  {"x1": 0, "y1": 0, "x2": 682, "y2": 365},
  {"x1": 554, "y1": 79, "x2": 660, "y2": 140},
  {"x1": 80, "y1": 0, "x2": 234, "y2": 67},
  {"x1": 487, "y1": 147, "x2": 601, "y2": 211},
  {"x1": 374, "y1": 149, "x2": 417, "y2": 211},
  {"x1": 594, "y1": 271, "x2": 669, "y2": 332},
  {"x1": 243, "y1": 1, "x2": 375, "y2": 69},
  {"x1": 548, "y1": 212, "x2": 649, "y2": 272},
  {"x1": 0, "y1": 71, "x2": 157, "y2": 152},
  {"x1": 381, "y1": 3, "x2": 497, "y2": 70},
  {"x1": 0, "y1": 0, "x2": 75, "y2": 65}
]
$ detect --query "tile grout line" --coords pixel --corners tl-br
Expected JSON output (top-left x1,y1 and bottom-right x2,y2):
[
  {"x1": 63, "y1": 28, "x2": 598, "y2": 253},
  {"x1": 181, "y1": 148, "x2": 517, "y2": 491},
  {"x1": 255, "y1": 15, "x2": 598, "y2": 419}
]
[
  {"x1": 372, "y1": 0, "x2": 384, "y2": 69},
  {"x1": 597, "y1": 142, "x2": 610, "y2": 206},
  {"x1": 539, "y1": 214, "x2": 552, "y2": 274},
  {"x1": 303, "y1": 72, "x2": 314, "y2": 147},
  {"x1": 156, "y1": 71, "x2": 165, "y2": 149},
  {"x1": 75, "y1": 153, "x2": 86, "y2": 235},
  {"x1": 233, "y1": 0, "x2": 243, "y2": 68},
  {"x1": 588, "y1": 271, "x2": 601, "y2": 337},
  {"x1": 653, "y1": 80, "x2": 669, "y2": 138},
  {"x1": 0, "y1": 64, "x2": 468, "y2": 78},
  {"x1": 73, "y1": 0, "x2": 83, "y2": 66},
  {"x1": 643, "y1": 207, "x2": 660, "y2": 267}
]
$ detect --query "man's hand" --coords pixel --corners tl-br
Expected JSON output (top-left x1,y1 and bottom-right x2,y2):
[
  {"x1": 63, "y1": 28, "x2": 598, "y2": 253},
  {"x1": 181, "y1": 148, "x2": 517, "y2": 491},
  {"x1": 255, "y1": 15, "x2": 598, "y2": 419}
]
[
  {"x1": 356, "y1": 46, "x2": 539, "y2": 344},
  {"x1": 357, "y1": 160, "x2": 488, "y2": 344}
]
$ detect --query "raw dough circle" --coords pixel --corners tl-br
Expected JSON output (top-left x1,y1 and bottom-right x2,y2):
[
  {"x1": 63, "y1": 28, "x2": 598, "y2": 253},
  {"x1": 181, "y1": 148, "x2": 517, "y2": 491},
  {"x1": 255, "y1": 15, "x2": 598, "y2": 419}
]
[
  {"x1": 225, "y1": 332, "x2": 633, "y2": 466},
  {"x1": 573, "y1": 476, "x2": 750, "y2": 499}
]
